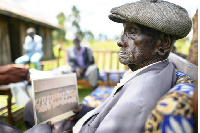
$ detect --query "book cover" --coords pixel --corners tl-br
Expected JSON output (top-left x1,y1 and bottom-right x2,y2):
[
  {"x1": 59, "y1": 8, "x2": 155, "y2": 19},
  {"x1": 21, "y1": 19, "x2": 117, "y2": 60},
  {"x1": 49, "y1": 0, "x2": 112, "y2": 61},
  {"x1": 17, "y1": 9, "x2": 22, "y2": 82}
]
[{"x1": 31, "y1": 73, "x2": 79, "y2": 125}]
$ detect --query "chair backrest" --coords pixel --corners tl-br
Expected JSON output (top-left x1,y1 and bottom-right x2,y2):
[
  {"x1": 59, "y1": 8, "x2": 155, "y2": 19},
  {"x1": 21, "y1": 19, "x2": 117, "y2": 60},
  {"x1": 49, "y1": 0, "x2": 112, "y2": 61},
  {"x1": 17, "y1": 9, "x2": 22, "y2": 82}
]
[
  {"x1": 58, "y1": 48, "x2": 129, "y2": 71},
  {"x1": 92, "y1": 50, "x2": 129, "y2": 71},
  {"x1": 169, "y1": 52, "x2": 198, "y2": 81}
]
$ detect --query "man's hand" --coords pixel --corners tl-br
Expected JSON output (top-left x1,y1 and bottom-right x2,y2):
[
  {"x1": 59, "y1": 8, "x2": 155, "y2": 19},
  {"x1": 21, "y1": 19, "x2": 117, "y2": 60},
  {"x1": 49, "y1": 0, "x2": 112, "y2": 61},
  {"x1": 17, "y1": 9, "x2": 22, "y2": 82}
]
[
  {"x1": 63, "y1": 130, "x2": 72, "y2": 133},
  {"x1": 46, "y1": 104, "x2": 83, "y2": 132},
  {"x1": 76, "y1": 68, "x2": 84, "y2": 79},
  {"x1": 47, "y1": 121, "x2": 54, "y2": 129},
  {"x1": 67, "y1": 104, "x2": 83, "y2": 121}
]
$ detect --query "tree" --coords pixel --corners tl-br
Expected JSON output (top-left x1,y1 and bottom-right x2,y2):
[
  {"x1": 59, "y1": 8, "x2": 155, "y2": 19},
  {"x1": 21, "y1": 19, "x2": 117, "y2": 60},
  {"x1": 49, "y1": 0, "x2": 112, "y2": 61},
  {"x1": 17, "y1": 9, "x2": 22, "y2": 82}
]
[
  {"x1": 52, "y1": 12, "x2": 67, "y2": 44},
  {"x1": 69, "y1": 5, "x2": 84, "y2": 39},
  {"x1": 174, "y1": 37, "x2": 190, "y2": 55},
  {"x1": 187, "y1": 9, "x2": 198, "y2": 66},
  {"x1": 98, "y1": 33, "x2": 103, "y2": 41},
  {"x1": 97, "y1": 33, "x2": 109, "y2": 41},
  {"x1": 84, "y1": 31, "x2": 95, "y2": 43}
]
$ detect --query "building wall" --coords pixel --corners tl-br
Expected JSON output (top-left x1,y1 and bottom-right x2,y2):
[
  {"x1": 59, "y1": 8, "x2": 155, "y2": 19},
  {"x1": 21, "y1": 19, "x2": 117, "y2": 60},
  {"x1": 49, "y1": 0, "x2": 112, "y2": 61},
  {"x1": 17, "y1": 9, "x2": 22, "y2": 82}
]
[
  {"x1": 8, "y1": 17, "x2": 21, "y2": 62},
  {"x1": 0, "y1": 15, "x2": 12, "y2": 65},
  {"x1": 40, "y1": 27, "x2": 55, "y2": 60},
  {"x1": 0, "y1": 14, "x2": 55, "y2": 66}
]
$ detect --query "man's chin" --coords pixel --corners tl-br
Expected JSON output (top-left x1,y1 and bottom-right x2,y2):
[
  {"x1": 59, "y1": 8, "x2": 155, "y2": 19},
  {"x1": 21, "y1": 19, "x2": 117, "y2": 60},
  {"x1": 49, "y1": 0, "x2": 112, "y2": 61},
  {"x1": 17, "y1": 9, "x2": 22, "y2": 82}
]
[{"x1": 119, "y1": 59, "x2": 130, "y2": 65}]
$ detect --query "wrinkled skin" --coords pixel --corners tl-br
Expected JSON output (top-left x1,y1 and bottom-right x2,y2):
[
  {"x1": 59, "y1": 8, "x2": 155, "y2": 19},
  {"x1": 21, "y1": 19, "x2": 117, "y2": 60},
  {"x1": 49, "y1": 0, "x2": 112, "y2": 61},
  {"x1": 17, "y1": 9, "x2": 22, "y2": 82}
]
[{"x1": 117, "y1": 22, "x2": 166, "y2": 71}]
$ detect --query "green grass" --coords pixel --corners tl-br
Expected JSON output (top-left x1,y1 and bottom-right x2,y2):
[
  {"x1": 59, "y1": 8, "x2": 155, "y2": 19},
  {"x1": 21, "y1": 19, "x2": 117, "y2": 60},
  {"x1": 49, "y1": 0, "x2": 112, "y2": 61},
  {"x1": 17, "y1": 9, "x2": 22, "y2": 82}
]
[
  {"x1": 0, "y1": 118, "x2": 27, "y2": 132},
  {"x1": 0, "y1": 95, "x2": 27, "y2": 131},
  {"x1": 78, "y1": 86, "x2": 93, "y2": 102}
]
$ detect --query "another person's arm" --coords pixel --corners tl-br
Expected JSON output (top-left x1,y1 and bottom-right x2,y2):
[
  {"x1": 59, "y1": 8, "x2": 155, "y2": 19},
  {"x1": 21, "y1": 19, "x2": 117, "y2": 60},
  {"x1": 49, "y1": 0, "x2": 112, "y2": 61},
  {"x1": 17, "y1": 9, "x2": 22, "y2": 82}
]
[
  {"x1": 84, "y1": 47, "x2": 95, "y2": 68},
  {"x1": 67, "y1": 49, "x2": 77, "y2": 72}
]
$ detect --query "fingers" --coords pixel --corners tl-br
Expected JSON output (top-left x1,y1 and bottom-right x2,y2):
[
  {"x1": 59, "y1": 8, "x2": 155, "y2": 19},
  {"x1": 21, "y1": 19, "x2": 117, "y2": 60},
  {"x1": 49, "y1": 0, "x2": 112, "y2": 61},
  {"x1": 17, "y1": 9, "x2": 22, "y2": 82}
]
[
  {"x1": 63, "y1": 130, "x2": 73, "y2": 133},
  {"x1": 73, "y1": 104, "x2": 83, "y2": 113},
  {"x1": 73, "y1": 105, "x2": 83, "y2": 113},
  {"x1": 47, "y1": 121, "x2": 54, "y2": 129},
  {"x1": 80, "y1": 68, "x2": 84, "y2": 73},
  {"x1": 67, "y1": 104, "x2": 83, "y2": 121},
  {"x1": 67, "y1": 114, "x2": 78, "y2": 121}
]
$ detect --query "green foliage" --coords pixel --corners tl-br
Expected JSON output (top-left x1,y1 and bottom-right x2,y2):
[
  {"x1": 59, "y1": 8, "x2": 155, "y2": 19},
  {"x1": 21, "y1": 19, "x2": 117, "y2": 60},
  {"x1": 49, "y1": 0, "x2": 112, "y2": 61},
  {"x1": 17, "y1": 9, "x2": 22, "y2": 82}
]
[
  {"x1": 84, "y1": 31, "x2": 95, "y2": 43},
  {"x1": 53, "y1": 12, "x2": 67, "y2": 43},
  {"x1": 174, "y1": 37, "x2": 191, "y2": 55},
  {"x1": 57, "y1": 12, "x2": 66, "y2": 27},
  {"x1": 69, "y1": 5, "x2": 84, "y2": 38},
  {"x1": 53, "y1": 6, "x2": 96, "y2": 44},
  {"x1": 69, "y1": 5, "x2": 95, "y2": 43},
  {"x1": 97, "y1": 33, "x2": 109, "y2": 41}
]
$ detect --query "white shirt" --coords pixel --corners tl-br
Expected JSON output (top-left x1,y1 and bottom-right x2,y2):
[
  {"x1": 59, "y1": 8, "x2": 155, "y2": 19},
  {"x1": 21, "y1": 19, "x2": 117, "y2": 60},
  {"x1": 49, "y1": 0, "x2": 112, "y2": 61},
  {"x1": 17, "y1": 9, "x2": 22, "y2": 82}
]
[{"x1": 23, "y1": 35, "x2": 43, "y2": 54}]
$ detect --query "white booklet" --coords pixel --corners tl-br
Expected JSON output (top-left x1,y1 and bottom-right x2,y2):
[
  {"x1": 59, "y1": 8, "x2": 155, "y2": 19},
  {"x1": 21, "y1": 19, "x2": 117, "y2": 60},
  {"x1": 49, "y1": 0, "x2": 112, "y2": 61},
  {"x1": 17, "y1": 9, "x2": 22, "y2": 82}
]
[{"x1": 31, "y1": 73, "x2": 79, "y2": 125}]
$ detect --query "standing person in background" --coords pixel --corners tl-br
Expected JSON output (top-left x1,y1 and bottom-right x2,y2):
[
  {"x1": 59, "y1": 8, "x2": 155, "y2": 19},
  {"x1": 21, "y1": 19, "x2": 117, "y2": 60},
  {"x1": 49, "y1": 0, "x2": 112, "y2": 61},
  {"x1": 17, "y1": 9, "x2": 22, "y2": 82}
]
[
  {"x1": 67, "y1": 36, "x2": 99, "y2": 90},
  {"x1": 15, "y1": 28, "x2": 43, "y2": 70}
]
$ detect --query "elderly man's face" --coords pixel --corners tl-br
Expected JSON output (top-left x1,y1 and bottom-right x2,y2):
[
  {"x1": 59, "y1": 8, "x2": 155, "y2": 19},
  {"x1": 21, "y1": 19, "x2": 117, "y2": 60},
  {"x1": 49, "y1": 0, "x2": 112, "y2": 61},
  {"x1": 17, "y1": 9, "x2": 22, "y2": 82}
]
[{"x1": 117, "y1": 22, "x2": 158, "y2": 65}]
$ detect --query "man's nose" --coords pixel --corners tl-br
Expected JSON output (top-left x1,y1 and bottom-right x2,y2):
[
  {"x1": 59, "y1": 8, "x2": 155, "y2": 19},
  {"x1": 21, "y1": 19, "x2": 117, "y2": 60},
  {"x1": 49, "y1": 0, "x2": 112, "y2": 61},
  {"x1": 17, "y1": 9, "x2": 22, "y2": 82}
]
[{"x1": 117, "y1": 35, "x2": 124, "y2": 47}]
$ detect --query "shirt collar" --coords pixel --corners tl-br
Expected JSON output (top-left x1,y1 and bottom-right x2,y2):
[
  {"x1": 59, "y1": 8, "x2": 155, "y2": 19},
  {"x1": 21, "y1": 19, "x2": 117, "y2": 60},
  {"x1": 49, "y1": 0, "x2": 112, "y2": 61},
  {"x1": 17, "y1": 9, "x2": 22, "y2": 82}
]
[
  {"x1": 114, "y1": 59, "x2": 168, "y2": 91},
  {"x1": 75, "y1": 46, "x2": 85, "y2": 54}
]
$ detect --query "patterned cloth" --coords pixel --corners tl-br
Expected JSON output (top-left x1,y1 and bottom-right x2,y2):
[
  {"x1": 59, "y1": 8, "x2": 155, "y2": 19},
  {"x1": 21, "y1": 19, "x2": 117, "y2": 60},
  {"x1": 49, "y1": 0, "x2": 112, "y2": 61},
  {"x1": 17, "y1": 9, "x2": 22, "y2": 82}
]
[
  {"x1": 145, "y1": 71, "x2": 196, "y2": 133},
  {"x1": 82, "y1": 86, "x2": 114, "y2": 108}
]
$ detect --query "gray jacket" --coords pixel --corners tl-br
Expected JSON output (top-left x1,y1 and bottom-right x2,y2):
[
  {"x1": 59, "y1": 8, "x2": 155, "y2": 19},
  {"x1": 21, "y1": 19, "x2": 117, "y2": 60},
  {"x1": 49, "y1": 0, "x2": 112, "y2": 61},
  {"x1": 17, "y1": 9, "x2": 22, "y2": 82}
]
[{"x1": 79, "y1": 60, "x2": 176, "y2": 133}]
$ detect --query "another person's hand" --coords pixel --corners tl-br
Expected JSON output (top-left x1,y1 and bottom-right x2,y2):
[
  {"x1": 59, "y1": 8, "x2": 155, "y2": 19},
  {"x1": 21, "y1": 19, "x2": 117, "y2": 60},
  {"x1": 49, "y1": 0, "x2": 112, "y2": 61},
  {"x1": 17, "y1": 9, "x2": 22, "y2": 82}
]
[
  {"x1": 76, "y1": 68, "x2": 83, "y2": 79},
  {"x1": 47, "y1": 121, "x2": 54, "y2": 129},
  {"x1": 67, "y1": 104, "x2": 83, "y2": 121}
]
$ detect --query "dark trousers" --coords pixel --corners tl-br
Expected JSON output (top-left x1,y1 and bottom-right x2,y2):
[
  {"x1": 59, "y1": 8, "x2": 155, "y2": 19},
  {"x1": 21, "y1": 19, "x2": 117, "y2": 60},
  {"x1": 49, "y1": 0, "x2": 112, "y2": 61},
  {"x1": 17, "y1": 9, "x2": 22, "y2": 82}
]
[{"x1": 24, "y1": 99, "x2": 94, "y2": 133}]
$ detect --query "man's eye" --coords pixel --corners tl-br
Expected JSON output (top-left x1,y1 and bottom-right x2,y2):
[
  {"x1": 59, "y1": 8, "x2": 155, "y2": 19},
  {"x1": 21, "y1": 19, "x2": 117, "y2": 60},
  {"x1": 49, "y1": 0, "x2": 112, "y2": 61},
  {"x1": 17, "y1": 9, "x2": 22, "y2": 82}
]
[{"x1": 129, "y1": 28, "x2": 137, "y2": 35}]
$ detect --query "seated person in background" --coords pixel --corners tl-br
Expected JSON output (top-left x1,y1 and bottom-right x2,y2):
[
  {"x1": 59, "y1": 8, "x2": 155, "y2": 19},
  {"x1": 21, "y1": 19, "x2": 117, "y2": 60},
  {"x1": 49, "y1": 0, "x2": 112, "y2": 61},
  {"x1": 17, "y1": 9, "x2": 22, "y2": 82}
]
[
  {"x1": 67, "y1": 36, "x2": 99, "y2": 90},
  {"x1": 23, "y1": 0, "x2": 192, "y2": 132},
  {"x1": 15, "y1": 28, "x2": 43, "y2": 70}
]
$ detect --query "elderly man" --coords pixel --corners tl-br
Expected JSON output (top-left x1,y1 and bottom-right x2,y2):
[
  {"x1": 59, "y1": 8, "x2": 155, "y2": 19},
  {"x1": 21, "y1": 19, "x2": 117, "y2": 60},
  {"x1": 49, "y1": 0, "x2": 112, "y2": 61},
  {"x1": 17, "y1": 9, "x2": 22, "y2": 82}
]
[
  {"x1": 22, "y1": 0, "x2": 192, "y2": 132},
  {"x1": 75, "y1": 0, "x2": 191, "y2": 132},
  {"x1": 15, "y1": 28, "x2": 43, "y2": 70}
]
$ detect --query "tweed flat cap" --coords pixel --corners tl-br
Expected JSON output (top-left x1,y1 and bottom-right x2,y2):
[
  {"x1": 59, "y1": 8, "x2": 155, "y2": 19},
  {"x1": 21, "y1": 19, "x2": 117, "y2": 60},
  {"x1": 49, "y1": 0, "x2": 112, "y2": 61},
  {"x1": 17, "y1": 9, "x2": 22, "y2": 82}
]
[{"x1": 108, "y1": 0, "x2": 192, "y2": 39}]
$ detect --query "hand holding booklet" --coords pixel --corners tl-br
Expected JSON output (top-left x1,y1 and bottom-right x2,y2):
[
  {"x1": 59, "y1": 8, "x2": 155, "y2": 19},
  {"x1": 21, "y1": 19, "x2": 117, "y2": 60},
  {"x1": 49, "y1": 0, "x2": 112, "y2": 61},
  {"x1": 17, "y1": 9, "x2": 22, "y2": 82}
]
[{"x1": 31, "y1": 71, "x2": 79, "y2": 125}]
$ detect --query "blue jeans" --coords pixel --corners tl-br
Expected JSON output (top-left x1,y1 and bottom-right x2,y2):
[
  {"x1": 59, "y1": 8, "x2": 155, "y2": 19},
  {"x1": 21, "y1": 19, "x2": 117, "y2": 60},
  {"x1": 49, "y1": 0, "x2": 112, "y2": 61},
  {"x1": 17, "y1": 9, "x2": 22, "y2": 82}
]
[{"x1": 15, "y1": 52, "x2": 43, "y2": 70}]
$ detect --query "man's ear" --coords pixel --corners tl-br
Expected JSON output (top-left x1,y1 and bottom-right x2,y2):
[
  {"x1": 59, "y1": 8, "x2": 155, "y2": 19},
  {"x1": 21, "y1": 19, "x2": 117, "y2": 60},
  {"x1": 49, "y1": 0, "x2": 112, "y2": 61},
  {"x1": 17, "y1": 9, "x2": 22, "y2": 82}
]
[{"x1": 156, "y1": 34, "x2": 171, "y2": 56}]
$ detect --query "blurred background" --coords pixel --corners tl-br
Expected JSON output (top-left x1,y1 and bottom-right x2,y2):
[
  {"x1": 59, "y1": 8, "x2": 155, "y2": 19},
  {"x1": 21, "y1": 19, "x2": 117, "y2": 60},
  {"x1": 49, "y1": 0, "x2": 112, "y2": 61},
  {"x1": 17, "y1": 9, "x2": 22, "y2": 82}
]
[
  {"x1": 0, "y1": 0, "x2": 198, "y2": 64},
  {"x1": 11, "y1": 0, "x2": 198, "y2": 54},
  {"x1": 0, "y1": 0, "x2": 198, "y2": 131}
]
